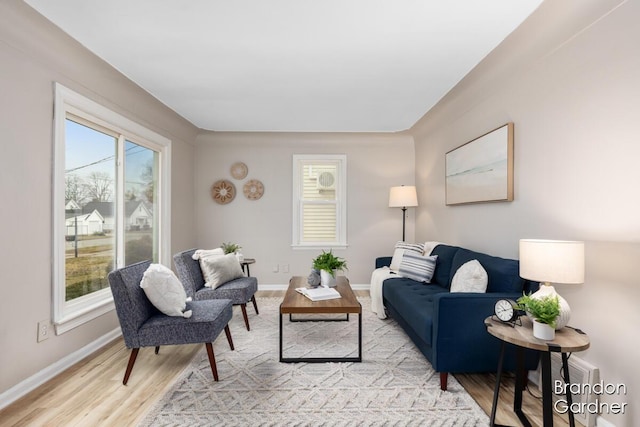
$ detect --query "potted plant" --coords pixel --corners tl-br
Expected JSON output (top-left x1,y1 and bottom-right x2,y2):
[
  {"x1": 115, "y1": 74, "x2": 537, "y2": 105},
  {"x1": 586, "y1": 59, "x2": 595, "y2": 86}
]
[
  {"x1": 517, "y1": 293, "x2": 560, "y2": 340},
  {"x1": 221, "y1": 242, "x2": 243, "y2": 261},
  {"x1": 312, "y1": 250, "x2": 347, "y2": 288}
]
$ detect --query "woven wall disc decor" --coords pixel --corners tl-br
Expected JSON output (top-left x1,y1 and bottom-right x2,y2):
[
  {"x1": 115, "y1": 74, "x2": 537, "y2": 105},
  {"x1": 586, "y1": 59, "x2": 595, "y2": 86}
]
[
  {"x1": 211, "y1": 179, "x2": 236, "y2": 204},
  {"x1": 243, "y1": 179, "x2": 264, "y2": 200},
  {"x1": 230, "y1": 162, "x2": 248, "y2": 180}
]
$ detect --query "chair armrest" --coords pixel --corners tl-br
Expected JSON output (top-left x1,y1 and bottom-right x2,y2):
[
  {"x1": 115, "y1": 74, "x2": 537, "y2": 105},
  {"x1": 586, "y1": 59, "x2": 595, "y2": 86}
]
[{"x1": 376, "y1": 257, "x2": 392, "y2": 269}]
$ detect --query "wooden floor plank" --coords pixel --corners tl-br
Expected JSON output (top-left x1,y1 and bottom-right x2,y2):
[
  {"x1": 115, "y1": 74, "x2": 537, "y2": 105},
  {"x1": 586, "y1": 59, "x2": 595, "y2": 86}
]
[{"x1": 0, "y1": 291, "x2": 573, "y2": 426}]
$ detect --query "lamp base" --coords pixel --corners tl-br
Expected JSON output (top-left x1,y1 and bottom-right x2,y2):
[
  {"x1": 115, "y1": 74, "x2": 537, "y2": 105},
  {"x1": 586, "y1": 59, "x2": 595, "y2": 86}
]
[{"x1": 530, "y1": 283, "x2": 570, "y2": 329}]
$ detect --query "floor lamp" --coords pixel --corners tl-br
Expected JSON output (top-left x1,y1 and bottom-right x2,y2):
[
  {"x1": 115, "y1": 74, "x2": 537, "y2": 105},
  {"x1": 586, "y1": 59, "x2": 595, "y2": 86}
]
[{"x1": 389, "y1": 185, "x2": 418, "y2": 241}]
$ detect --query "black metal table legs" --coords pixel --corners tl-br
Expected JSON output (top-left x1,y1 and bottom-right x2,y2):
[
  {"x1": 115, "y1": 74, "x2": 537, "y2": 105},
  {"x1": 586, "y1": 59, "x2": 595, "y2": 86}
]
[
  {"x1": 490, "y1": 343, "x2": 575, "y2": 427},
  {"x1": 279, "y1": 304, "x2": 362, "y2": 363}
]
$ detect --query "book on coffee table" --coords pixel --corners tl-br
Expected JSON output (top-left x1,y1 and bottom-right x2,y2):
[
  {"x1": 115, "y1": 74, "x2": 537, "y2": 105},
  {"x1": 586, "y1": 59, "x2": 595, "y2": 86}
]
[{"x1": 295, "y1": 286, "x2": 341, "y2": 301}]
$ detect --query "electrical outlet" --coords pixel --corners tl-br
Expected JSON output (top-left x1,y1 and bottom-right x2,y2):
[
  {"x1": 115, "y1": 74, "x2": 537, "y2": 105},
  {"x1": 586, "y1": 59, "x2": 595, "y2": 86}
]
[
  {"x1": 282, "y1": 264, "x2": 290, "y2": 273},
  {"x1": 37, "y1": 320, "x2": 52, "y2": 342}
]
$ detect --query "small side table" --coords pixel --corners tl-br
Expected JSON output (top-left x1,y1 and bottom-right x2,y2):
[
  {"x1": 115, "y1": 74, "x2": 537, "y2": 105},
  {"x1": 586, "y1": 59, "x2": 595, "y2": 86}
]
[
  {"x1": 241, "y1": 258, "x2": 255, "y2": 276},
  {"x1": 484, "y1": 316, "x2": 590, "y2": 427}
]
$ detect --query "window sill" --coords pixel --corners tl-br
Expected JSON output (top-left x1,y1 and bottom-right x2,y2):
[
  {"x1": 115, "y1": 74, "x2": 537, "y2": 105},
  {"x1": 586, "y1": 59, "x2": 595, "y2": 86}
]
[
  {"x1": 292, "y1": 244, "x2": 348, "y2": 250},
  {"x1": 54, "y1": 296, "x2": 115, "y2": 335}
]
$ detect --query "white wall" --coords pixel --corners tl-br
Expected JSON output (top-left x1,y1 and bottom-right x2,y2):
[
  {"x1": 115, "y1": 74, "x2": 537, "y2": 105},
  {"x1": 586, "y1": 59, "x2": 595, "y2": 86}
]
[
  {"x1": 411, "y1": 0, "x2": 638, "y2": 425},
  {"x1": 0, "y1": 1, "x2": 198, "y2": 396},
  {"x1": 193, "y1": 132, "x2": 415, "y2": 285}
]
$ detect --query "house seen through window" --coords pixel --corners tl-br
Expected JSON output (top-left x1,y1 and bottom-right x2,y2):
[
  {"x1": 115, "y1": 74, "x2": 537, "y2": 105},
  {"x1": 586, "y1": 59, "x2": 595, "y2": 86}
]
[
  {"x1": 64, "y1": 120, "x2": 158, "y2": 301},
  {"x1": 54, "y1": 84, "x2": 170, "y2": 333}
]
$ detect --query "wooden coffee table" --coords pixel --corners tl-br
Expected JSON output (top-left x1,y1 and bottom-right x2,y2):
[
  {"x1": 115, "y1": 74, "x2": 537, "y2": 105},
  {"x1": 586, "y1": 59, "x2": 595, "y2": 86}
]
[{"x1": 279, "y1": 276, "x2": 362, "y2": 363}]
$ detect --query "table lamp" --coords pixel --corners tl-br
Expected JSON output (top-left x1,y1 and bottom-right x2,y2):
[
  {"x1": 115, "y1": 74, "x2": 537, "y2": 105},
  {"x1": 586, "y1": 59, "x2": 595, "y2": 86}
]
[
  {"x1": 389, "y1": 185, "x2": 418, "y2": 241},
  {"x1": 519, "y1": 239, "x2": 585, "y2": 329}
]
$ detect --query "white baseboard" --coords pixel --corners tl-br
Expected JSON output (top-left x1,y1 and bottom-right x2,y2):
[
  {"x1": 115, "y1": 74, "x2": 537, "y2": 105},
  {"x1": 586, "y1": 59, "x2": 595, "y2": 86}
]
[
  {"x1": 259, "y1": 283, "x2": 370, "y2": 291},
  {"x1": 258, "y1": 283, "x2": 289, "y2": 291},
  {"x1": 0, "y1": 328, "x2": 122, "y2": 411}
]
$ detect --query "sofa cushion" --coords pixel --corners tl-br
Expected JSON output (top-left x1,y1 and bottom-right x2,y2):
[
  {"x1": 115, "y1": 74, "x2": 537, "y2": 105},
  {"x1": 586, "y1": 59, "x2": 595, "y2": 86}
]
[
  {"x1": 430, "y1": 244, "x2": 461, "y2": 287},
  {"x1": 139, "y1": 264, "x2": 193, "y2": 318},
  {"x1": 199, "y1": 253, "x2": 244, "y2": 288},
  {"x1": 195, "y1": 276, "x2": 258, "y2": 305},
  {"x1": 450, "y1": 248, "x2": 524, "y2": 293},
  {"x1": 389, "y1": 241, "x2": 425, "y2": 272},
  {"x1": 192, "y1": 247, "x2": 224, "y2": 260},
  {"x1": 398, "y1": 252, "x2": 437, "y2": 283},
  {"x1": 450, "y1": 259, "x2": 488, "y2": 293},
  {"x1": 382, "y1": 277, "x2": 449, "y2": 345}
]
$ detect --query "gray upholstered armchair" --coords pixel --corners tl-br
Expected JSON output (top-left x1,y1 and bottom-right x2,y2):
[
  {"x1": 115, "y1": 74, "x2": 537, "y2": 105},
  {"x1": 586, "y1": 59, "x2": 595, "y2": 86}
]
[
  {"x1": 108, "y1": 260, "x2": 235, "y2": 385},
  {"x1": 173, "y1": 249, "x2": 259, "y2": 331}
]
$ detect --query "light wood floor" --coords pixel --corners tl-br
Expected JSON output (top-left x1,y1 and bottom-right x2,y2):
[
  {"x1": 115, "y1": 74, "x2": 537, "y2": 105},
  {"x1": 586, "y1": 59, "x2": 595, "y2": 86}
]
[{"x1": 0, "y1": 291, "x2": 572, "y2": 426}]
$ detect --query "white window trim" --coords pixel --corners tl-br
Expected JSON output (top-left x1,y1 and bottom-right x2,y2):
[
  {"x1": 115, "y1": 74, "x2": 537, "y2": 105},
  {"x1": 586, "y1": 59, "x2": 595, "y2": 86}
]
[
  {"x1": 52, "y1": 83, "x2": 171, "y2": 334},
  {"x1": 292, "y1": 154, "x2": 347, "y2": 250}
]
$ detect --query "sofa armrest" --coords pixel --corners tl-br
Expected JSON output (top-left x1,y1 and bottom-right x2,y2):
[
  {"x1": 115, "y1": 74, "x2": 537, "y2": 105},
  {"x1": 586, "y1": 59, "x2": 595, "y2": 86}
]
[
  {"x1": 375, "y1": 256, "x2": 392, "y2": 269},
  {"x1": 430, "y1": 291, "x2": 524, "y2": 372}
]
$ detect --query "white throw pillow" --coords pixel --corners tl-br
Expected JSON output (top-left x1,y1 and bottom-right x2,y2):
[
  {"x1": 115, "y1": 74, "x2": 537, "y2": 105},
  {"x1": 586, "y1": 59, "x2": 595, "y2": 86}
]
[
  {"x1": 140, "y1": 264, "x2": 192, "y2": 318},
  {"x1": 389, "y1": 241, "x2": 426, "y2": 272},
  {"x1": 192, "y1": 248, "x2": 225, "y2": 260},
  {"x1": 199, "y1": 253, "x2": 244, "y2": 288},
  {"x1": 450, "y1": 260, "x2": 488, "y2": 293}
]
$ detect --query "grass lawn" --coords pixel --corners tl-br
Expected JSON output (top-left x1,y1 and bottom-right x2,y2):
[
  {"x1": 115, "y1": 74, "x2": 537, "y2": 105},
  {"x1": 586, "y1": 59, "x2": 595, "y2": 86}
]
[
  {"x1": 64, "y1": 235, "x2": 153, "y2": 301},
  {"x1": 65, "y1": 245, "x2": 113, "y2": 301}
]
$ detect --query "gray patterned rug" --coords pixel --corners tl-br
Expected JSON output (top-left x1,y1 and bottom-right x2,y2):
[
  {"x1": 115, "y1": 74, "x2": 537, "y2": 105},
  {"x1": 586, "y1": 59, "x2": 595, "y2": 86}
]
[{"x1": 138, "y1": 297, "x2": 488, "y2": 426}]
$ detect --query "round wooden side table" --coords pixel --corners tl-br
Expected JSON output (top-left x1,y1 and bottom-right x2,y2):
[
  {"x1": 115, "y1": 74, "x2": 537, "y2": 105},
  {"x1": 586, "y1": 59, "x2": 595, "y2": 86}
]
[
  {"x1": 241, "y1": 258, "x2": 255, "y2": 276},
  {"x1": 484, "y1": 316, "x2": 590, "y2": 427}
]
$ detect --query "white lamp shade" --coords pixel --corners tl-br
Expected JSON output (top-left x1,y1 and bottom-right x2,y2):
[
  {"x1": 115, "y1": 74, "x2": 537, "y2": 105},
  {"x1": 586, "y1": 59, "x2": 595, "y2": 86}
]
[
  {"x1": 389, "y1": 186, "x2": 418, "y2": 208},
  {"x1": 519, "y1": 239, "x2": 585, "y2": 284}
]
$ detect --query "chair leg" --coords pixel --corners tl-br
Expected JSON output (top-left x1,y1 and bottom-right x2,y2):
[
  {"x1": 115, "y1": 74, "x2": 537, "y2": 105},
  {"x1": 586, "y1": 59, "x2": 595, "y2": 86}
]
[
  {"x1": 123, "y1": 348, "x2": 139, "y2": 385},
  {"x1": 240, "y1": 303, "x2": 250, "y2": 331},
  {"x1": 155, "y1": 346, "x2": 160, "y2": 354},
  {"x1": 251, "y1": 295, "x2": 259, "y2": 314},
  {"x1": 224, "y1": 325, "x2": 234, "y2": 350},
  {"x1": 440, "y1": 372, "x2": 448, "y2": 391},
  {"x1": 205, "y1": 342, "x2": 219, "y2": 381}
]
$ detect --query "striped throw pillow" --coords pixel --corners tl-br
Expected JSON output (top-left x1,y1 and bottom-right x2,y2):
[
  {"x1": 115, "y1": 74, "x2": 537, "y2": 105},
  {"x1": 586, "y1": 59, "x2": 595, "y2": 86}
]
[
  {"x1": 389, "y1": 241, "x2": 426, "y2": 272},
  {"x1": 398, "y1": 252, "x2": 438, "y2": 283}
]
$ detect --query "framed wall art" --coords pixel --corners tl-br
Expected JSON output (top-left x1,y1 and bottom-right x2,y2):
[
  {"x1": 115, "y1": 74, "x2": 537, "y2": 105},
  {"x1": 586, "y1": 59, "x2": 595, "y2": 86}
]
[{"x1": 445, "y1": 122, "x2": 514, "y2": 205}]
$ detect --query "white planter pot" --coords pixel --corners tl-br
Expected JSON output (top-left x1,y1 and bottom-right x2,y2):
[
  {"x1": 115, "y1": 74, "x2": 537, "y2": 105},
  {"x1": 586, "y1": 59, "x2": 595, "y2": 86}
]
[
  {"x1": 530, "y1": 284, "x2": 570, "y2": 330},
  {"x1": 320, "y1": 270, "x2": 337, "y2": 288},
  {"x1": 533, "y1": 320, "x2": 555, "y2": 340},
  {"x1": 235, "y1": 252, "x2": 244, "y2": 262}
]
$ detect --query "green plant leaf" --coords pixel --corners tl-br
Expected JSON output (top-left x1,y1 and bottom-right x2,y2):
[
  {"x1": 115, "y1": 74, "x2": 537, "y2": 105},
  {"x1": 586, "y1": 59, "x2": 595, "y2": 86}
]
[
  {"x1": 517, "y1": 293, "x2": 560, "y2": 328},
  {"x1": 311, "y1": 250, "x2": 347, "y2": 276},
  {"x1": 220, "y1": 242, "x2": 242, "y2": 254}
]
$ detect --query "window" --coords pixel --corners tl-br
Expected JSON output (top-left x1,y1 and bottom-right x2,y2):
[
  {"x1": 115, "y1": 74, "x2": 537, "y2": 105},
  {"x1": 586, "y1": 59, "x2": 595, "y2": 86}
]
[
  {"x1": 292, "y1": 155, "x2": 347, "y2": 248},
  {"x1": 53, "y1": 84, "x2": 171, "y2": 333}
]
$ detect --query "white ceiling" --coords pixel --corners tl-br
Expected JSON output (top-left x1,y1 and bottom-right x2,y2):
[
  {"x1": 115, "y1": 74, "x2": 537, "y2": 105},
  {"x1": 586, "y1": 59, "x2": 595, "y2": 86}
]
[{"x1": 25, "y1": 0, "x2": 542, "y2": 132}]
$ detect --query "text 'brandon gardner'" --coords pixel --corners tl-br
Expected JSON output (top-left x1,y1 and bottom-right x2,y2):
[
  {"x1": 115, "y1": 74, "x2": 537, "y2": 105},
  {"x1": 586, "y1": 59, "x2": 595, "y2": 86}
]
[{"x1": 554, "y1": 381, "x2": 628, "y2": 415}]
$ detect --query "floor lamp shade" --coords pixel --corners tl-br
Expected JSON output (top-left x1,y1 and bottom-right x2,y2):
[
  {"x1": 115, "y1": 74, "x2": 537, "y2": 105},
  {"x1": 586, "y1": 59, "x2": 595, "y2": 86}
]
[
  {"x1": 389, "y1": 186, "x2": 418, "y2": 241},
  {"x1": 389, "y1": 186, "x2": 418, "y2": 208},
  {"x1": 519, "y1": 239, "x2": 585, "y2": 329}
]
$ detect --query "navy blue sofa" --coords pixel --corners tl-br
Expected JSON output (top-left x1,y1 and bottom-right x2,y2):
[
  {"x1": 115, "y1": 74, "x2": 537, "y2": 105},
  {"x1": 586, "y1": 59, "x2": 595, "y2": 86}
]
[{"x1": 377, "y1": 244, "x2": 539, "y2": 390}]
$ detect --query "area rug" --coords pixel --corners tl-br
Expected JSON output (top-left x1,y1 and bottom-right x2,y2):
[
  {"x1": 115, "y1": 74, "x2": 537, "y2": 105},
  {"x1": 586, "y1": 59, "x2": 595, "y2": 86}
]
[{"x1": 138, "y1": 297, "x2": 488, "y2": 426}]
